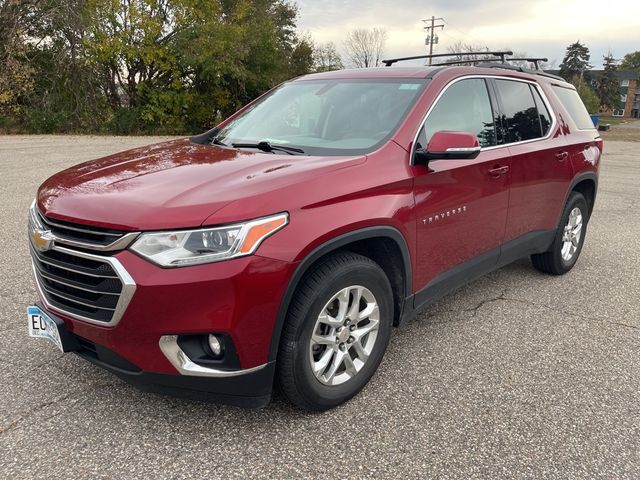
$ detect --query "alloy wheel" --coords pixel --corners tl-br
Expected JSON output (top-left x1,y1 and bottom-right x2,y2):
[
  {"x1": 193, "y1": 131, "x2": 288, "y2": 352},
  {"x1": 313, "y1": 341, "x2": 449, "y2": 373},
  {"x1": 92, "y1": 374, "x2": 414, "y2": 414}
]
[
  {"x1": 309, "y1": 285, "x2": 380, "y2": 386},
  {"x1": 561, "y1": 207, "x2": 583, "y2": 262}
]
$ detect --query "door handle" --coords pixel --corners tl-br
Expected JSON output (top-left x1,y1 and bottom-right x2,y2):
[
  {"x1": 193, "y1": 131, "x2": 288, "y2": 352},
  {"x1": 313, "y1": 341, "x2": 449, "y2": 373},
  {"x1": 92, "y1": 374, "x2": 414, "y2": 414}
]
[
  {"x1": 555, "y1": 151, "x2": 569, "y2": 162},
  {"x1": 488, "y1": 165, "x2": 509, "y2": 177}
]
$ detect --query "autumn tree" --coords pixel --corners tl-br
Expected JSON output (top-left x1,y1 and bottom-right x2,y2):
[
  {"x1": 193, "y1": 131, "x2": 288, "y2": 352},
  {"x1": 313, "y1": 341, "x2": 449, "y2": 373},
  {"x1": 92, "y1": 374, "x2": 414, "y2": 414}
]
[
  {"x1": 2, "y1": 0, "x2": 315, "y2": 133},
  {"x1": 0, "y1": 0, "x2": 35, "y2": 115}
]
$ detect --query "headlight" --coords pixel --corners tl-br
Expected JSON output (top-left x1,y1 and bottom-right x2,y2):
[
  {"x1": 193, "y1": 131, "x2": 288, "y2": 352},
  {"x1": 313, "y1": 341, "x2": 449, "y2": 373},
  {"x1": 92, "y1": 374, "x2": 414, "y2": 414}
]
[{"x1": 130, "y1": 213, "x2": 288, "y2": 267}]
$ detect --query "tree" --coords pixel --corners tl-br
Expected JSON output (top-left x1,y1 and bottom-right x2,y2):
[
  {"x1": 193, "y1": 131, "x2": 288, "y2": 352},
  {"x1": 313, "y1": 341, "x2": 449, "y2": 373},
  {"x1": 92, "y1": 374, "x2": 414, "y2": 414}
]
[
  {"x1": 24, "y1": 0, "x2": 109, "y2": 131},
  {"x1": 5, "y1": 0, "x2": 314, "y2": 133},
  {"x1": 172, "y1": 0, "x2": 314, "y2": 129},
  {"x1": 559, "y1": 41, "x2": 592, "y2": 80},
  {"x1": 0, "y1": 0, "x2": 35, "y2": 115},
  {"x1": 446, "y1": 42, "x2": 493, "y2": 65},
  {"x1": 571, "y1": 77, "x2": 600, "y2": 114},
  {"x1": 343, "y1": 27, "x2": 386, "y2": 68},
  {"x1": 597, "y1": 53, "x2": 620, "y2": 111},
  {"x1": 620, "y1": 51, "x2": 640, "y2": 74},
  {"x1": 289, "y1": 36, "x2": 315, "y2": 77},
  {"x1": 313, "y1": 42, "x2": 343, "y2": 72}
]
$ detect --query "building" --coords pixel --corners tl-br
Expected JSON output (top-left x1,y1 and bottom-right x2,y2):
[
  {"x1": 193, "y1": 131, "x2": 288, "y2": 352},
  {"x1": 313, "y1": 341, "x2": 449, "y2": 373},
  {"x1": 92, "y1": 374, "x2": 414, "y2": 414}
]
[
  {"x1": 546, "y1": 70, "x2": 640, "y2": 118},
  {"x1": 590, "y1": 71, "x2": 639, "y2": 118}
]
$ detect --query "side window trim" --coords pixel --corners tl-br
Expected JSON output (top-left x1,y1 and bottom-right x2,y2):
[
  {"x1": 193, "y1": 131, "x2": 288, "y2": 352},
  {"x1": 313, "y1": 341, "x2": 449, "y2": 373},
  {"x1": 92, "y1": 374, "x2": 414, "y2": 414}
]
[
  {"x1": 482, "y1": 78, "x2": 499, "y2": 147},
  {"x1": 410, "y1": 75, "x2": 558, "y2": 164},
  {"x1": 486, "y1": 78, "x2": 506, "y2": 145},
  {"x1": 529, "y1": 84, "x2": 552, "y2": 137},
  {"x1": 529, "y1": 84, "x2": 545, "y2": 137}
]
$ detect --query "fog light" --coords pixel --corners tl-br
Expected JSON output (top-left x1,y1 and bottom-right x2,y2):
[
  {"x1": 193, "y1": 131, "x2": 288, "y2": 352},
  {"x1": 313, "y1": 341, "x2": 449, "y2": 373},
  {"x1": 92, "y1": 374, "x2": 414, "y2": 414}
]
[{"x1": 208, "y1": 334, "x2": 223, "y2": 357}]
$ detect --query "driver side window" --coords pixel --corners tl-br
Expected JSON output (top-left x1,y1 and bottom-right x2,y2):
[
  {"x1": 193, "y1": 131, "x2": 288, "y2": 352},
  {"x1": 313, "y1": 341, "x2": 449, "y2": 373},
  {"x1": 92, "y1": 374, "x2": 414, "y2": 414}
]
[{"x1": 417, "y1": 78, "x2": 497, "y2": 149}]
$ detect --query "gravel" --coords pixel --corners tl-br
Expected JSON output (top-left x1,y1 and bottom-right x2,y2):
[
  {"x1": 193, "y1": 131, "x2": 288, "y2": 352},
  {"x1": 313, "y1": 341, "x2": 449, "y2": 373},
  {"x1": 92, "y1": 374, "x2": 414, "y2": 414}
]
[{"x1": 0, "y1": 136, "x2": 638, "y2": 479}]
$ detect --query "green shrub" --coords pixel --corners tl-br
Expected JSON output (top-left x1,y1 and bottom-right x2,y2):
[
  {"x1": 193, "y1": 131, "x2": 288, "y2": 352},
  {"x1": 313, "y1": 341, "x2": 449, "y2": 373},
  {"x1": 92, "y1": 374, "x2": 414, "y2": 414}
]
[
  {"x1": 107, "y1": 108, "x2": 144, "y2": 135},
  {"x1": 22, "y1": 108, "x2": 70, "y2": 133}
]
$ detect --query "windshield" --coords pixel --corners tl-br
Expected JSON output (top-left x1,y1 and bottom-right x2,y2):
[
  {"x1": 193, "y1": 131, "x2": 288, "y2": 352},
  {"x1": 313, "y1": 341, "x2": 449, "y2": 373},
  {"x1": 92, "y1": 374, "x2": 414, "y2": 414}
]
[{"x1": 214, "y1": 78, "x2": 428, "y2": 156}]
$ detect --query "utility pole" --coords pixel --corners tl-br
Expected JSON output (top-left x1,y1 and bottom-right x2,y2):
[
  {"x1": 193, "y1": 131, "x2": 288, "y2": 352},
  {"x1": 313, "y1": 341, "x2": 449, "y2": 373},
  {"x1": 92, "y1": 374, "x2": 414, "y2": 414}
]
[{"x1": 422, "y1": 16, "x2": 445, "y2": 65}]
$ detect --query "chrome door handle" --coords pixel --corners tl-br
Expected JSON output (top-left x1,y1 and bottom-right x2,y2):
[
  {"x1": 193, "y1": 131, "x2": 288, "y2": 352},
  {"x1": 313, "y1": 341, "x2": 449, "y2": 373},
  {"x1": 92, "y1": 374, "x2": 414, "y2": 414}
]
[
  {"x1": 555, "y1": 151, "x2": 569, "y2": 161},
  {"x1": 488, "y1": 165, "x2": 509, "y2": 177}
]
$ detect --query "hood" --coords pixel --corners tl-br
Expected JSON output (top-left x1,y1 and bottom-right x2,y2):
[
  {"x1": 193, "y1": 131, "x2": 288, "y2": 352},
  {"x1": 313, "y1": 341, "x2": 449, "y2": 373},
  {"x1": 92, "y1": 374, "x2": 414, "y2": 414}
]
[{"x1": 37, "y1": 139, "x2": 364, "y2": 231}]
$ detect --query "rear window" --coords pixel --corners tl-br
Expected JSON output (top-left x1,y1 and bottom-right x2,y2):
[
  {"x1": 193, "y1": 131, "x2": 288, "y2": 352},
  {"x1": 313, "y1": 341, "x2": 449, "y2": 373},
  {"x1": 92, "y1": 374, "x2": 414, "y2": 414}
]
[
  {"x1": 551, "y1": 86, "x2": 595, "y2": 130},
  {"x1": 495, "y1": 79, "x2": 544, "y2": 143}
]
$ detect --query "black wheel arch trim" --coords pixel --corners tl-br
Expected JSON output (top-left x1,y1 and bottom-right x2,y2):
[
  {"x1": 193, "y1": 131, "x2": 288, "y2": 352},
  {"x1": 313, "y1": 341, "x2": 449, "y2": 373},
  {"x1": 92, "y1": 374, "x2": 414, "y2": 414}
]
[
  {"x1": 565, "y1": 171, "x2": 598, "y2": 218},
  {"x1": 268, "y1": 226, "x2": 412, "y2": 362}
]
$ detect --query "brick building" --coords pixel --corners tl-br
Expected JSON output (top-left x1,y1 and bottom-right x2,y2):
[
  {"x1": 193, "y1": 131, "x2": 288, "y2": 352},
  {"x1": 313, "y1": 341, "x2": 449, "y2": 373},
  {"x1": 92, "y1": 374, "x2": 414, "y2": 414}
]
[{"x1": 589, "y1": 71, "x2": 639, "y2": 118}]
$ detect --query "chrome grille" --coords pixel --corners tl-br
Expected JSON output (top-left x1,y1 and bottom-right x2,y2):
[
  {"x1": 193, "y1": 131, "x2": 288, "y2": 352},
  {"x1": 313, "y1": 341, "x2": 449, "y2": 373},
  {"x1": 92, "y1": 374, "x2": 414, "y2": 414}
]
[
  {"x1": 28, "y1": 202, "x2": 137, "y2": 325},
  {"x1": 37, "y1": 212, "x2": 123, "y2": 246},
  {"x1": 29, "y1": 243, "x2": 136, "y2": 326},
  {"x1": 30, "y1": 203, "x2": 139, "y2": 252}
]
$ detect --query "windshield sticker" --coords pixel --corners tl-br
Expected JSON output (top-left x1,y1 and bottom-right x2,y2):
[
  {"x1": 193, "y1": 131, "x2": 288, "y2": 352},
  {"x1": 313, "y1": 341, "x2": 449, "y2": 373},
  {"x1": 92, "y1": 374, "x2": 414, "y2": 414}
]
[{"x1": 399, "y1": 84, "x2": 420, "y2": 90}]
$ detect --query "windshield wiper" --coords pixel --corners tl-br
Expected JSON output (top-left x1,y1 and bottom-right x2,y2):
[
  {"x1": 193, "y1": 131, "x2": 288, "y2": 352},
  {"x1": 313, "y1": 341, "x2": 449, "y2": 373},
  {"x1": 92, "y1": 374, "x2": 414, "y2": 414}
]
[
  {"x1": 232, "y1": 141, "x2": 305, "y2": 155},
  {"x1": 211, "y1": 136, "x2": 228, "y2": 147}
]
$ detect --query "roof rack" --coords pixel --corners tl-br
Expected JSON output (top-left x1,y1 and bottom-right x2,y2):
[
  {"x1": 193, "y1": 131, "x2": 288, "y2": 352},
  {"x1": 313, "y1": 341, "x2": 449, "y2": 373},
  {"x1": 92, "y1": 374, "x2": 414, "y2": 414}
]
[
  {"x1": 433, "y1": 57, "x2": 549, "y2": 70},
  {"x1": 382, "y1": 51, "x2": 513, "y2": 67},
  {"x1": 506, "y1": 57, "x2": 548, "y2": 70},
  {"x1": 472, "y1": 63, "x2": 566, "y2": 81},
  {"x1": 382, "y1": 51, "x2": 566, "y2": 82}
]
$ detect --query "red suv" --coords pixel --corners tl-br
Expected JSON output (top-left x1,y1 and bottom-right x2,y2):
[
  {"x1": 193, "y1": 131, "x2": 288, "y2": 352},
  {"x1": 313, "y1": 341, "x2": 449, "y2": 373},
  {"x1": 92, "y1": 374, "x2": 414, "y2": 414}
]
[{"x1": 27, "y1": 57, "x2": 601, "y2": 410}]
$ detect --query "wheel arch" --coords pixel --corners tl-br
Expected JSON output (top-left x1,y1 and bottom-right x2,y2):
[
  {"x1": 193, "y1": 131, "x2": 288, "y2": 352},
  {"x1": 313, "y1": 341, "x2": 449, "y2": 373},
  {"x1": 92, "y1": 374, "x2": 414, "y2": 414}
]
[
  {"x1": 570, "y1": 174, "x2": 597, "y2": 219},
  {"x1": 268, "y1": 226, "x2": 412, "y2": 362}
]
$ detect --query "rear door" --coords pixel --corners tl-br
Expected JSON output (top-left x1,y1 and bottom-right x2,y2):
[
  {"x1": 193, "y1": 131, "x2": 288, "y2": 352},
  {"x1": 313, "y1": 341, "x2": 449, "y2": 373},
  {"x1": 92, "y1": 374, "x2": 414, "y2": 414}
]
[
  {"x1": 491, "y1": 78, "x2": 574, "y2": 242},
  {"x1": 412, "y1": 77, "x2": 511, "y2": 292}
]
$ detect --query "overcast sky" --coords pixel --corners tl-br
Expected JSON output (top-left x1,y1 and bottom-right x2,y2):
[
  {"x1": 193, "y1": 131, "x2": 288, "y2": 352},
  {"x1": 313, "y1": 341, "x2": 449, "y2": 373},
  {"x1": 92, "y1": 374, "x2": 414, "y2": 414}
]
[{"x1": 296, "y1": 0, "x2": 639, "y2": 68}]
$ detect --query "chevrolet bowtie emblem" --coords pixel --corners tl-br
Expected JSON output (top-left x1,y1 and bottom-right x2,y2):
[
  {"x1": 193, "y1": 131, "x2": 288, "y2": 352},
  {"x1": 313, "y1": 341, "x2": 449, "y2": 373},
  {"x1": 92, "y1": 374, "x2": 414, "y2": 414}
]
[{"x1": 31, "y1": 228, "x2": 55, "y2": 252}]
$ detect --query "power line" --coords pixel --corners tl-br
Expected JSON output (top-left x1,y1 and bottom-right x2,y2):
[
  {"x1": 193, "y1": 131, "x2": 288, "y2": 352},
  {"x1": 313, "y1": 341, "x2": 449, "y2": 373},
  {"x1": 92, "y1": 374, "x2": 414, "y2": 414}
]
[{"x1": 422, "y1": 16, "x2": 445, "y2": 65}]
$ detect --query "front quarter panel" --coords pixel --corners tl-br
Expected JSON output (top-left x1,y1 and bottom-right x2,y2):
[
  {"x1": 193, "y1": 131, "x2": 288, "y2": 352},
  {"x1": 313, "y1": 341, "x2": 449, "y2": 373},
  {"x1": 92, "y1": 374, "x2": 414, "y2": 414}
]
[{"x1": 252, "y1": 142, "x2": 417, "y2": 272}]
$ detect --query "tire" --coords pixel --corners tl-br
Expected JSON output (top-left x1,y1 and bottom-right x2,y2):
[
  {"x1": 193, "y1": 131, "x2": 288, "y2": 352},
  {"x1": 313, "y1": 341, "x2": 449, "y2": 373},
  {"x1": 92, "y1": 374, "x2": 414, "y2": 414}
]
[
  {"x1": 276, "y1": 252, "x2": 393, "y2": 411},
  {"x1": 531, "y1": 191, "x2": 589, "y2": 275}
]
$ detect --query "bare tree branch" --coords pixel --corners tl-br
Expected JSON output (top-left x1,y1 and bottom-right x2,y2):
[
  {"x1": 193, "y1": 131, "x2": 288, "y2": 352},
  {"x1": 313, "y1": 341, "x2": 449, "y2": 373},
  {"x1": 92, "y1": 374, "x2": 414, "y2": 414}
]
[{"x1": 343, "y1": 27, "x2": 387, "y2": 68}]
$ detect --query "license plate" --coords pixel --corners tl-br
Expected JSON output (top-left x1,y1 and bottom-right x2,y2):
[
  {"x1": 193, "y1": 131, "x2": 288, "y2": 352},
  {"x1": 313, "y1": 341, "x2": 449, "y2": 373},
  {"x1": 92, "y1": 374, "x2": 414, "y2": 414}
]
[{"x1": 27, "y1": 306, "x2": 64, "y2": 352}]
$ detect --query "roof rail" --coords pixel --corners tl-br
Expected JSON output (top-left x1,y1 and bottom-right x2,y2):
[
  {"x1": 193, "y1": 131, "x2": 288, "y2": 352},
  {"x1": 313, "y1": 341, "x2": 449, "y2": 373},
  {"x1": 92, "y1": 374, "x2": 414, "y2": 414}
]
[
  {"x1": 474, "y1": 63, "x2": 566, "y2": 81},
  {"x1": 430, "y1": 56, "x2": 549, "y2": 69},
  {"x1": 382, "y1": 51, "x2": 513, "y2": 67},
  {"x1": 430, "y1": 59, "x2": 497, "y2": 67}
]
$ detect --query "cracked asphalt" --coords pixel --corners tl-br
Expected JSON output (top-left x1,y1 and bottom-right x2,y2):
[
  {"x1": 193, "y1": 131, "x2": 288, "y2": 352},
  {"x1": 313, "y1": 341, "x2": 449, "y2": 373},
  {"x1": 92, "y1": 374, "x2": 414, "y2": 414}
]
[{"x1": 1, "y1": 136, "x2": 639, "y2": 479}]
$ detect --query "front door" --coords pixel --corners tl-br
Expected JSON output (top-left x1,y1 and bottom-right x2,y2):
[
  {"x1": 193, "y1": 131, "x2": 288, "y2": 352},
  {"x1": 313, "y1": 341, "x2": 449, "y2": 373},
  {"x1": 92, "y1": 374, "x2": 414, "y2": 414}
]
[{"x1": 412, "y1": 77, "x2": 511, "y2": 293}]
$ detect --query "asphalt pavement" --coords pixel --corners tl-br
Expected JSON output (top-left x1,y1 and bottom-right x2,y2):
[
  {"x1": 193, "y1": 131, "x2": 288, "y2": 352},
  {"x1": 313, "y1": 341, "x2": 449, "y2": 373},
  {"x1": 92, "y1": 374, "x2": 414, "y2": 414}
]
[{"x1": 0, "y1": 136, "x2": 638, "y2": 479}]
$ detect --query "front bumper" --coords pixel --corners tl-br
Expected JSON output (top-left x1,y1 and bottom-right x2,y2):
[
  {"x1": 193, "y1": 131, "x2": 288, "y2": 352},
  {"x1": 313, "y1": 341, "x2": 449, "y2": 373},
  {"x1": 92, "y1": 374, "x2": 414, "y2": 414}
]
[
  {"x1": 31, "y1": 247, "x2": 295, "y2": 406},
  {"x1": 38, "y1": 304, "x2": 278, "y2": 408}
]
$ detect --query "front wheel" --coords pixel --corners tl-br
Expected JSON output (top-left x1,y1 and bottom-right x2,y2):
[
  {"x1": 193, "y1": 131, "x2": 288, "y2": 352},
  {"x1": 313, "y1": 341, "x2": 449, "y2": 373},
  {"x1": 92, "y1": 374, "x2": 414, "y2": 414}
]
[
  {"x1": 277, "y1": 252, "x2": 393, "y2": 411},
  {"x1": 531, "y1": 191, "x2": 589, "y2": 275}
]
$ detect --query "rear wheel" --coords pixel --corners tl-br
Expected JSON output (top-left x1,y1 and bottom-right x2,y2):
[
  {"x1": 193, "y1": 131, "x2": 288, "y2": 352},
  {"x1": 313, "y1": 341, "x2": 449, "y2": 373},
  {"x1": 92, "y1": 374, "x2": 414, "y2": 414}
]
[
  {"x1": 531, "y1": 191, "x2": 588, "y2": 275},
  {"x1": 277, "y1": 252, "x2": 393, "y2": 411}
]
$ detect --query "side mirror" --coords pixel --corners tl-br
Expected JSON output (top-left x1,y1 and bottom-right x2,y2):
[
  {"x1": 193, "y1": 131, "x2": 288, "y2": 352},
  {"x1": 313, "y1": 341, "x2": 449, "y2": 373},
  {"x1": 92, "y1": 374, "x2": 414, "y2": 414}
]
[{"x1": 414, "y1": 131, "x2": 481, "y2": 165}]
